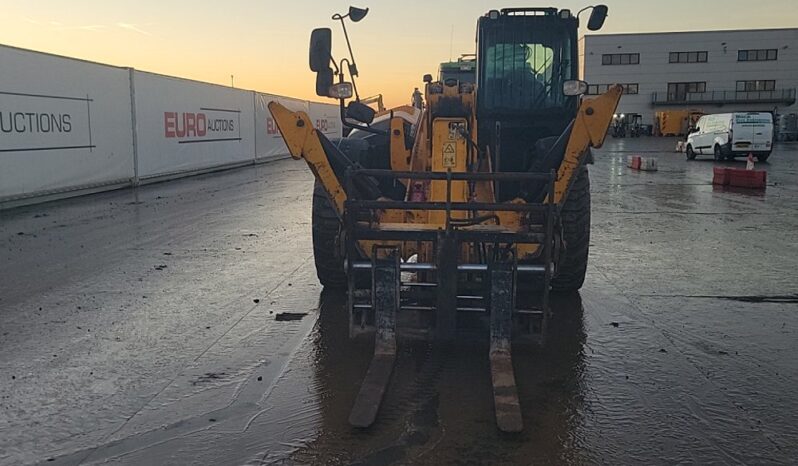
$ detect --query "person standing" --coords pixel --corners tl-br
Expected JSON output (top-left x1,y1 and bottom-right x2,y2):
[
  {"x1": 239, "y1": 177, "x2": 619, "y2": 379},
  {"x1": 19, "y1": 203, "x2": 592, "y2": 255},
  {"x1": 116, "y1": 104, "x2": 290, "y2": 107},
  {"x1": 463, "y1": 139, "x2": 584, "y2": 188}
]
[{"x1": 412, "y1": 88, "x2": 423, "y2": 109}]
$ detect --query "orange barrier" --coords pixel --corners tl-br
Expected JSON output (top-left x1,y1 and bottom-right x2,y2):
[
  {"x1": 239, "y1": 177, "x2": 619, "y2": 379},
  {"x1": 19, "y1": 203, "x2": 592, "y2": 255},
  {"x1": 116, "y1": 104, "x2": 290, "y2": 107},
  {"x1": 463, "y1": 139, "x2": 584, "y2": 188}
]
[{"x1": 713, "y1": 167, "x2": 767, "y2": 189}]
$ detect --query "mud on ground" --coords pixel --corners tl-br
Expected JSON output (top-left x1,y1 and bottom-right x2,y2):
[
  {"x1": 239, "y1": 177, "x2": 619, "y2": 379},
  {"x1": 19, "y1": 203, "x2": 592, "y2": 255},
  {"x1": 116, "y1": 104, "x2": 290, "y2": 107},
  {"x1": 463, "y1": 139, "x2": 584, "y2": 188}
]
[{"x1": 1, "y1": 138, "x2": 797, "y2": 465}]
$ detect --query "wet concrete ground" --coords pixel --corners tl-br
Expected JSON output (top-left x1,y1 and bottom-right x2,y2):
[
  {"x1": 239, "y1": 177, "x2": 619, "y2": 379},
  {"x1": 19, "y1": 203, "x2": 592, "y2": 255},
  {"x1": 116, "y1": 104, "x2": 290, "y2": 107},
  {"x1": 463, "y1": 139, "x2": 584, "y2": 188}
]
[{"x1": 1, "y1": 138, "x2": 797, "y2": 465}]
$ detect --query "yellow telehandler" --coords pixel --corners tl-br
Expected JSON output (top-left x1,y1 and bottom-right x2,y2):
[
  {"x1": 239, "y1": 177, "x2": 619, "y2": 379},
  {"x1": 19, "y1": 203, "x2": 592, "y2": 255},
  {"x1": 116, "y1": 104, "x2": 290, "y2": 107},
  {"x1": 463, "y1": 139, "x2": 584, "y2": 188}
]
[{"x1": 268, "y1": 5, "x2": 621, "y2": 432}]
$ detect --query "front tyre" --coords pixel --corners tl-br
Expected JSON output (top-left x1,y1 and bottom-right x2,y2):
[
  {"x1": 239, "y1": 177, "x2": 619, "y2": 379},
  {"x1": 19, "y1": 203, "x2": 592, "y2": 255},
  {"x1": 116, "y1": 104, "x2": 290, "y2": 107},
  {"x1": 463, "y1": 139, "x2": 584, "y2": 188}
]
[
  {"x1": 713, "y1": 144, "x2": 724, "y2": 161},
  {"x1": 552, "y1": 166, "x2": 591, "y2": 292},
  {"x1": 312, "y1": 181, "x2": 346, "y2": 289},
  {"x1": 686, "y1": 144, "x2": 696, "y2": 160}
]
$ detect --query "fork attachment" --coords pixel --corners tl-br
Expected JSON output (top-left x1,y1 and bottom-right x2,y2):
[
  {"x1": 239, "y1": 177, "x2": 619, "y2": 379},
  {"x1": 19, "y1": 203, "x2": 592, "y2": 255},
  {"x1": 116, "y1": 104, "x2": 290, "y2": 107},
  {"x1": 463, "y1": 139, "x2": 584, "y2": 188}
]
[
  {"x1": 348, "y1": 246, "x2": 399, "y2": 428},
  {"x1": 489, "y1": 260, "x2": 523, "y2": 433}
]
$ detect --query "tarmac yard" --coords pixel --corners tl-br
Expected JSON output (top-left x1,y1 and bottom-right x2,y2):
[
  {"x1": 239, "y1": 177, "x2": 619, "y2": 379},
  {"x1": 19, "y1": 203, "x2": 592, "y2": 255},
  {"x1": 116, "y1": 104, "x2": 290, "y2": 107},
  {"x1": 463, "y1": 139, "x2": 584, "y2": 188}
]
[{"x1": 2, "y1": 137, "x2": 798, "y2": 465}]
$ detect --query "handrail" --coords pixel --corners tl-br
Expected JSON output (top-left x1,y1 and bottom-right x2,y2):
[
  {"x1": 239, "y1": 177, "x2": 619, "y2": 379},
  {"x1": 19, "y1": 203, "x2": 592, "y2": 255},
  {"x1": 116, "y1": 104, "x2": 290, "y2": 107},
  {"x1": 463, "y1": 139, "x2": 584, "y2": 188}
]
[{"x1": 651, "y1": 88, "x2": 796, "y2": 105}]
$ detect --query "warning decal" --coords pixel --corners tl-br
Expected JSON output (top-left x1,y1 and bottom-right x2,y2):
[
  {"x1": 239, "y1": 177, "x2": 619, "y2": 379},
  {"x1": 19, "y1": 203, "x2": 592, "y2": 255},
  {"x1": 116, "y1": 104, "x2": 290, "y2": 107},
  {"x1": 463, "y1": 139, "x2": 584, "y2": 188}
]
[{"x1": 442, "y1": 142, "x2": 456, "y2": 167}]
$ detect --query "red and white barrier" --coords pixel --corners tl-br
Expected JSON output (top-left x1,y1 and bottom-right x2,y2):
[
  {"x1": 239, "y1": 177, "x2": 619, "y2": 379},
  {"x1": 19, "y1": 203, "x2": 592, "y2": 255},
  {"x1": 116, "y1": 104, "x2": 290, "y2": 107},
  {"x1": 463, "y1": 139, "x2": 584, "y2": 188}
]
[
  {"x1": 713, "y1": 167, "x2": 767, "y2": 189},
  {"x1": 627, "y1": 155, "x2": 658, "y2": 171}
]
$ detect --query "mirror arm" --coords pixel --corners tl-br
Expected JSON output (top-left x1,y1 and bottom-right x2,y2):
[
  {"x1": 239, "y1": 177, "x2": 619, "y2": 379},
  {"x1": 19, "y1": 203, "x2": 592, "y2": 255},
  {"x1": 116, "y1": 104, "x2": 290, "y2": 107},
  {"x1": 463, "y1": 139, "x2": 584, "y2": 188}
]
[
  {"x1": 340, "y1": 58, "x2": 361, "y2": 101},
  {"x1": 329, "y1": 54, "x2": 340, "y2": 75},
  {"x1": 335, "y1": 15, "x2": 360, "y2": 78},
  {"x1": 575, "y1": 5, "x2": 592, "y2": 29}
]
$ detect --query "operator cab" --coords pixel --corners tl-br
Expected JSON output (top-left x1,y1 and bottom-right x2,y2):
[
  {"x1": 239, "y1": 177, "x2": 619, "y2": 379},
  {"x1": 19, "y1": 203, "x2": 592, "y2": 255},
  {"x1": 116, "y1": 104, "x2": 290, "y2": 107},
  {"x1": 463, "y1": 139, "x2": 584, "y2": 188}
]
[
  {"x1": 477, "y1": 8, "x2": 578, "y2": 118},
  {"x1": 475, "y1": 7, "x2": 605, "y2": 200}
]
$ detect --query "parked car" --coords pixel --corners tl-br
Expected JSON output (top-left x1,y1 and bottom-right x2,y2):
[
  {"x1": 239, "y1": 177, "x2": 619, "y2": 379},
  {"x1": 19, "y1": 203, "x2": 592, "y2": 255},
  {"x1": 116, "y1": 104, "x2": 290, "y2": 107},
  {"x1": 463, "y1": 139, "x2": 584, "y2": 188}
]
[{"x1": 685, "y1": 112, "x2": 773, "y2": 161}]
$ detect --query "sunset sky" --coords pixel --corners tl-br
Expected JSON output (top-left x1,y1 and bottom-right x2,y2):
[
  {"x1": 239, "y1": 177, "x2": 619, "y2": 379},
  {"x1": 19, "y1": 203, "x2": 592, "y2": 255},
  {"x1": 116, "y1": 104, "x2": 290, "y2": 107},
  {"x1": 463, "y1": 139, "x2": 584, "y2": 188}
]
[{"x1": 2, "y1": 1, "x2": 796, "y2": 107}]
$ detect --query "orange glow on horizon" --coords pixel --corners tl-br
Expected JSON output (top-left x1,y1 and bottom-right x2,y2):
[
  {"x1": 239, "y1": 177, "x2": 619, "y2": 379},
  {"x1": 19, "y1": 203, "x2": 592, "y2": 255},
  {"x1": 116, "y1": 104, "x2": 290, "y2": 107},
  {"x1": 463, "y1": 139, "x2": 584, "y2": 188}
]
[{"x1": 2, "y1": 1, "x2": 796, "y2": 110}]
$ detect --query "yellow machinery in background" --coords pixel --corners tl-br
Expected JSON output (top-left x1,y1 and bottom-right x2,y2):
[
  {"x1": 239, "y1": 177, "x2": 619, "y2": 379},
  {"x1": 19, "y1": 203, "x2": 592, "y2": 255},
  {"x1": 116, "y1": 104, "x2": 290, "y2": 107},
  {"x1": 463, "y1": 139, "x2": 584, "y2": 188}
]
[
  {"x1": 268, "y1": 5, "x2": 621, "y2": 433},
  {"x1": 656, "y1": 109, "x2": 705, "y2": 136}
]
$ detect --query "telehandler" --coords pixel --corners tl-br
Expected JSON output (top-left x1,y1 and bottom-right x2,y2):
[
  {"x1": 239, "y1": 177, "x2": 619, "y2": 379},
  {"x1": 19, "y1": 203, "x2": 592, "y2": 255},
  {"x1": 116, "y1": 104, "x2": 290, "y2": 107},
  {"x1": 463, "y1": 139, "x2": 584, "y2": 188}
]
[{"x1": 268, "y1": 5, "x2": 621, "y2": 432}]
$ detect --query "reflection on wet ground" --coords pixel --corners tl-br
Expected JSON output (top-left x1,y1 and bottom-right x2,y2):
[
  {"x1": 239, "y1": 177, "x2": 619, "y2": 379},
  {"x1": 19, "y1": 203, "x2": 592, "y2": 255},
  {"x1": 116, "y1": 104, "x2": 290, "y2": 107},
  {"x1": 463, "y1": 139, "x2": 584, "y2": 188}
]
[
  {"x1": 2, "y1": 138, "x2": 798, "y2": 464},
  {"x1": 292, "y1": 291, "x2": 590, "y2": 466}
]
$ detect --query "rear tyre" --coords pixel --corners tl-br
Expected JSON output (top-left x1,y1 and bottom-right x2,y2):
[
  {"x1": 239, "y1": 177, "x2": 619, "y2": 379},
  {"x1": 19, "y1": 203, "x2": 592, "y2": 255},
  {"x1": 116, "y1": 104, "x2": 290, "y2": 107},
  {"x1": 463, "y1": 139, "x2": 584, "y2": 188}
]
[
  {"x1": 312, "y1": 181, "x2": 346, "y2": 289},
  {"x1": 551, "y1": 166, "x2": 590, "y2": 292},
  {"x1": 686, "y1": 145, "x2": 696, "y2": 160},
  {"x1": 713, "y1": 144, "x2": 724, "y2": 161},
  {"x1": 757, "y1": 153, "x2": 770, "y2": 162}
]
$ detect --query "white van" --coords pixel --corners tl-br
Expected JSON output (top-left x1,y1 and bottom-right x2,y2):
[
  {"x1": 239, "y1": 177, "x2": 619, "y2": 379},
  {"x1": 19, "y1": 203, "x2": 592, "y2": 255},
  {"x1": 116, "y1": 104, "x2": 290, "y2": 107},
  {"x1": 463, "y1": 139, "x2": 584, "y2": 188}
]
[{"x1": 685, "y1": 112, "x2": 773, "y2": 161}]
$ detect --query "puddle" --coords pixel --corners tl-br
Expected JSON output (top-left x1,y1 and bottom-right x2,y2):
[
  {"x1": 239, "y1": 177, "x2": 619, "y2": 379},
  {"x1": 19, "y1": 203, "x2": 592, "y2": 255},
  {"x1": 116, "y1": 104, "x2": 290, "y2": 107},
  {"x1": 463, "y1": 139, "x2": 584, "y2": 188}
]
[
  {"x1": 717, "y1": 294, "x2": 798, "y2": 304},
  {"x1": 640, "y1": 294, "x2": 798, "y2": 304},
  {"x1": 191, "y1": 372, "x2": 228, "y2": 385},
  {"x1": 276, "y1": 312, "x2": 308, "y2": 322}
]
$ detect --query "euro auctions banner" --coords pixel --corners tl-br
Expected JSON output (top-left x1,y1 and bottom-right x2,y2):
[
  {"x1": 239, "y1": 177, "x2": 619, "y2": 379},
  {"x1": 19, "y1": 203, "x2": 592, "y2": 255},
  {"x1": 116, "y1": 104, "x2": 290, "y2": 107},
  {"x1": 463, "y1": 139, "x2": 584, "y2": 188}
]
[
  {"x1": 133, "y1": 71, "x2": 255, "y2": 178},
  {"x1": 0, "y1": 93, "x2": 90, "y2": 152},
  {"x1": 308, "y1": 101, "x2": 343, "y2": 139},
  {"x1": 0, "y1": 45, "x2": 134, "y2": 199},
  {"x1": 254, "y1": 93, "x2": 308, "y2": 160},
  {"x1": 254, "y1": 93, "x2": 341, "y2": 160},
  {"x1": 0, "y1": 43, "x2": 342, "y2": 203}
]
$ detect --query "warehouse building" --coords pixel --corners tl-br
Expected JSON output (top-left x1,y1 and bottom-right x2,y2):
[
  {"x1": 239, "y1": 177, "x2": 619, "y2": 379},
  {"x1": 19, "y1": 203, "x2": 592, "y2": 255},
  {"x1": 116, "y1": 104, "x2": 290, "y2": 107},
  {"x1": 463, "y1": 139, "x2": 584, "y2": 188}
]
[{"x1": 579, "y1": 28, "x2": 798, "y2": 133}]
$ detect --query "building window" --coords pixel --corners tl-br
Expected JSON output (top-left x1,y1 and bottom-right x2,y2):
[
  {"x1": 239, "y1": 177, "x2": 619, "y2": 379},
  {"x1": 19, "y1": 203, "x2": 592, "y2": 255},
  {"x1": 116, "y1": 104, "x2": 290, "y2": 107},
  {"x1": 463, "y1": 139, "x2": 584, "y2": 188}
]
[
  {"x1": 667, "y1": 82, "x2": 706, "y2": 101},
  {"x1": 736, "y1": 80, "x2": 776, "y2": 91},
  {"x1": 669, "y1": 51, "x2": 708, "y2": 63},
  {"x1": 588, "y1": 84, "x2": 604, "y2": 94},
  {"x1": 738, "y1": 49, "x2": 778, "y2": 61},
  {"x1": 587, "y1": 83, "x2": 639, "y2": 95},
  {"x1": 601, "y1": 53, "x2": 640, "y2": 65},
  {"x1": 624, "y1": 83, "x2": 639, "y2": 94}
]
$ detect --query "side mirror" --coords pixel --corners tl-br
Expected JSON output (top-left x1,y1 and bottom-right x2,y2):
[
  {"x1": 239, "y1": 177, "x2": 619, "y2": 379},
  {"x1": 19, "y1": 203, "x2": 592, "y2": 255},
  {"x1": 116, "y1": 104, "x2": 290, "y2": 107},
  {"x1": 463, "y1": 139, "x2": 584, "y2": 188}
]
[
  {"x1": 348, "y1": 6, "x2": 369, "y2": 22},
  {"x1": 346, "y1": 101, "x2": 375, "y2": 125},
  {"x1": 693, "y1": 127, "x2": 700, "y2": 133},
  {"x1": 316, "y1": 69, "x2": 334, "y2": 97},
  {"x1": 309, "y1": 28, "x2": 332, "y2": 72},
  {"x1": 563, "y1": 80, "x2": 588, "y2": 96},
  {"x1": 587, "y1": 5, "x2": 608, "y2": 31},
  {"x1": 423, "y1": 74, "x2": 433, "y2": 83}
]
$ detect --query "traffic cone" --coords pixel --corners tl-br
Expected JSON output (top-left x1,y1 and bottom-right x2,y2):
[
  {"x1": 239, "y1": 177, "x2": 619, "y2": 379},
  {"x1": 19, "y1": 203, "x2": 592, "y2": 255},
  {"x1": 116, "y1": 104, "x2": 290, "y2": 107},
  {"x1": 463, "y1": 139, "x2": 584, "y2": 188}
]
[{"x1": 746, "y1": 153, "x2": 755, "y2": 171}]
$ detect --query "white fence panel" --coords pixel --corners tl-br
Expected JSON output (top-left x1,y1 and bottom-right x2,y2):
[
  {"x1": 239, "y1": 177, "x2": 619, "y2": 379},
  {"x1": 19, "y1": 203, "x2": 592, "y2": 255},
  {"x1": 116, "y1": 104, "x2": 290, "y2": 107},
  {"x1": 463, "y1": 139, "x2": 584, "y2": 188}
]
[
  {"x1": 308, "y1": 101, "x2": 343, "y2": 139},
  {"x1": 254, "y1": 93, "x2": 308, "y2": 160},
  {"x1": 254, "y1": 94, "x2": 342, "y2": 160},
  {"x1": 0, "y1": 44, "x2": 344, "y2": 207},
  {"x1": 133, "y1": 72, "x2": 256, "y2": 178},
  {"x1": 0, "y1": 45, "x2": 134, "y2": 199}
]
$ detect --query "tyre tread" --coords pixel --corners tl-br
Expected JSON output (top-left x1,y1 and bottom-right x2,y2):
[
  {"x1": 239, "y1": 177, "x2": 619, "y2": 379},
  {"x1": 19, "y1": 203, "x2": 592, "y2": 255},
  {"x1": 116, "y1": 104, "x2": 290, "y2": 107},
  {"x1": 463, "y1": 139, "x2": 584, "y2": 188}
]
[
  {"x1": 312, "y1": 182, "x2": 346, "y2": 288},
  {"x1": 551, "y1": 167, "x2": 591, "y2": 292}
]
